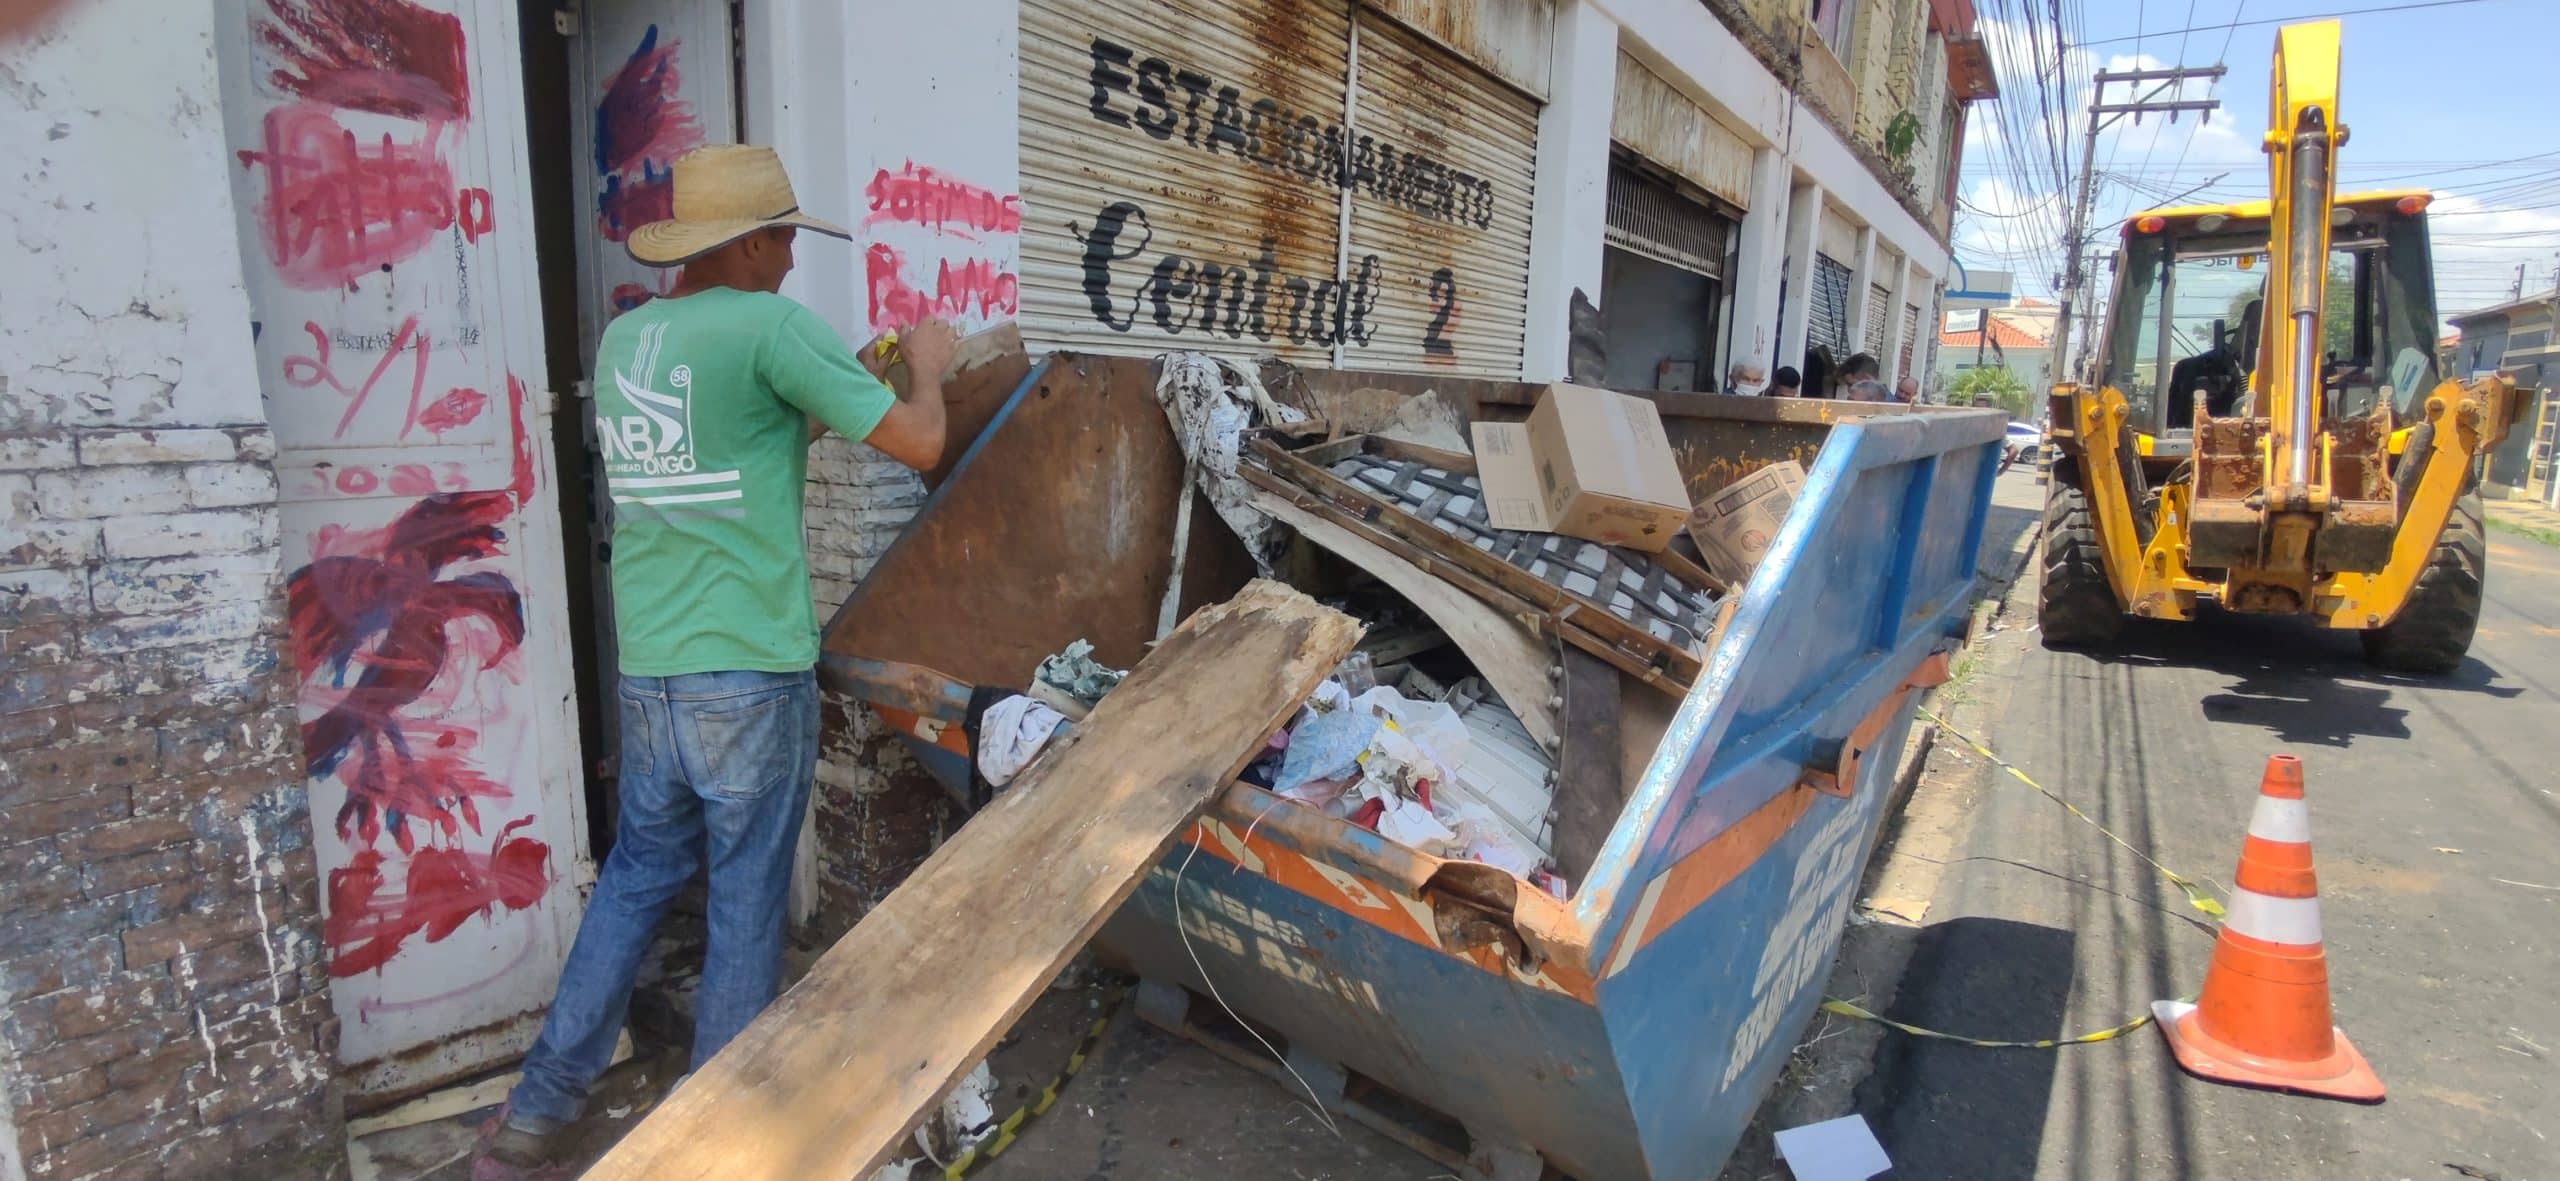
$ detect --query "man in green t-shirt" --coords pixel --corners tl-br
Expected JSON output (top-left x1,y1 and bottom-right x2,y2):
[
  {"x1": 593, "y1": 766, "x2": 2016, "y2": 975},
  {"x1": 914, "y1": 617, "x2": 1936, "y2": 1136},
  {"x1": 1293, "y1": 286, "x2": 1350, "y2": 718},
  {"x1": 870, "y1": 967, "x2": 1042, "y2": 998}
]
[{"x1": 485, "y1": 145, "x2": 956, "y2": 1170}]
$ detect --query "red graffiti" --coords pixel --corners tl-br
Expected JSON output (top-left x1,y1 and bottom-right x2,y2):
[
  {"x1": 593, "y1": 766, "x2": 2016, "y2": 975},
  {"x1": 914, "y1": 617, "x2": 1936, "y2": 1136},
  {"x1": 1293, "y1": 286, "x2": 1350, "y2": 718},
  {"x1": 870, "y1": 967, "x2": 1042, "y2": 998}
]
[
  {"x1": 597, "y1": 165, "x2": 677, "y2": 244},
  {"x1": 865, "y1": 162, "x2": 1022, "y2": 238},
  {"x1": 280, "y1": 314, "x2": 429, "y2": 438},
  {"x1": 324, "y1": 816, "x2": 551, "y2": 977},
  {"x1": 593, "y1": 25, "x2": 701, "y2": 243},
  {"x1": 416, "y1": 387, "x2": 488, "y2": 435},
  {"x1": 867, "y1": 243, "x2": 1019, "y2": 330},
  {"x1": 388, "y1": 463, "x2": 439, "y2": 496},
  {"x1": 334, "y1": 467, "x2": 379, "y2": 494},
  {"x1": 457, "y1": 187, "x2": 495, "y2": 241},
  {"x1": 291, "y1": 492, "x2": 525, "y2": 853},
  {"x1": 506, "y1": 375, "x2": 536, "y2": 506},
  {"x1": 257, "y1": 0, "x2": 470, "y2": 122},
  {"x1": 610, "y1": 282, "x2": 656, "y2": 313},
  {"x1": 238, "y1": 103, "x2": 477, "y2": 290}
]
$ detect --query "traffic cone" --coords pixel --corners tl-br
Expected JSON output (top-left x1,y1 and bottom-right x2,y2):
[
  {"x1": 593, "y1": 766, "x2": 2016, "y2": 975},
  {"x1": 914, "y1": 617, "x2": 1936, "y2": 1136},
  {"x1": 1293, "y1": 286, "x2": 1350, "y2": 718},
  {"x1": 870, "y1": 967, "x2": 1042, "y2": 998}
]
[{"x1": 2152, "y1": 754, "x2": 2385, "y2": 1101}]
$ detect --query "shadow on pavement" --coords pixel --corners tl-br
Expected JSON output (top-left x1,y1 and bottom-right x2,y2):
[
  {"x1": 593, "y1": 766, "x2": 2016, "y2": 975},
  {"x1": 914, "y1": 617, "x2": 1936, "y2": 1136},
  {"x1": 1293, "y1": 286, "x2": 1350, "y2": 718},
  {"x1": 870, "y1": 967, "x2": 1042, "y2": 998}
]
[
  {"x1": 1849, "y1": 917, "x2": 2075, "y2": 1179},
  {"x1": 2056, "y1": 609, "x2": 2519, "y2": 748}
]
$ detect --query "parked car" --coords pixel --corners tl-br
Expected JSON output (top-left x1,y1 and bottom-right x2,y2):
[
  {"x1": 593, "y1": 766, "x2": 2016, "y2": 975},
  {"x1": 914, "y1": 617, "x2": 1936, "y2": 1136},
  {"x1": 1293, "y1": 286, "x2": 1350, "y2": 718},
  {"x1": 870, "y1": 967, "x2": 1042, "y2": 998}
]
[{"x1": 2003, "y1": 420, "x2": 2043, "y2": 471}]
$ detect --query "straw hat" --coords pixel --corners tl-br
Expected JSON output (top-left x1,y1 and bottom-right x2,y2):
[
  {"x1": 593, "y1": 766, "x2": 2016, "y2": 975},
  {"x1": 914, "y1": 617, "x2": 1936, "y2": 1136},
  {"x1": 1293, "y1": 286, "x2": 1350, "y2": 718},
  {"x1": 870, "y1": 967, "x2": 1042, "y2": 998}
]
[{"x1": 626, "y1": 145, "x2": 851, "y2": 267}]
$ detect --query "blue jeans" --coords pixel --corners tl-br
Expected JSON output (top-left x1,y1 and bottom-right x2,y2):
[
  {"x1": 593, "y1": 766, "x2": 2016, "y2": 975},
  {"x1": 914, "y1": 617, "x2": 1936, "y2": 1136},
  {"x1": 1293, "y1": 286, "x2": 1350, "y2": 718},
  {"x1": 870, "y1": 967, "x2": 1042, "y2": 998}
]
[{"x1": 508, "y1": 668, "x2": 818, "y2": 1127}]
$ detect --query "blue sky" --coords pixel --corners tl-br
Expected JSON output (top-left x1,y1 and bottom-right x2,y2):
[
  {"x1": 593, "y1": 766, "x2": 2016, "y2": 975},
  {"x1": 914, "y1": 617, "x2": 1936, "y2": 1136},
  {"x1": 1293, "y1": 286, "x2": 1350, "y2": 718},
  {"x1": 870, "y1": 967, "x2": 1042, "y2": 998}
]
[{"x1": 1953, "y1": 0, "x2": 2560, "y2": 325}]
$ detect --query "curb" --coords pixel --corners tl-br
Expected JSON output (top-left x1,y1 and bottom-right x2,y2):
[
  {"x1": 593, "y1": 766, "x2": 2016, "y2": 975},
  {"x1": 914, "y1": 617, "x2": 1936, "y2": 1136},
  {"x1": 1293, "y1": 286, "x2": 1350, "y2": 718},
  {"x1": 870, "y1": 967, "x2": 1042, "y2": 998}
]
[{"x1": 1884, "y1": 517, "x2": 2041, "y2": 816}]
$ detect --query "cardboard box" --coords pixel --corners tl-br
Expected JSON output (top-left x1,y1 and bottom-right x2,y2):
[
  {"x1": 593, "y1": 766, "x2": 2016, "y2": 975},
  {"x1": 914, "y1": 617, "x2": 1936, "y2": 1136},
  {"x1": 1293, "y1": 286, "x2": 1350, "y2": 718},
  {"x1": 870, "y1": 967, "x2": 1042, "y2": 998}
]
[
  {"x1": 1686, "y1": 460, "x2": 1805, "y2": 583},
  {"x1": 1473, "y1": 383, "x2": 1692, "y2": 553}
]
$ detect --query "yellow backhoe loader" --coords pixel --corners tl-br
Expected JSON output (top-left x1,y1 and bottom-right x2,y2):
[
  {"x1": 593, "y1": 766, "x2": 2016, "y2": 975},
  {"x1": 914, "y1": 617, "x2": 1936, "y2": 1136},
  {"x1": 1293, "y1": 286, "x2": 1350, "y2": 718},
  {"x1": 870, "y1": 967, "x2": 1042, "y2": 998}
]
[{"x1": 2040, "y1": 19, "x2": 2531, "y2": 672}]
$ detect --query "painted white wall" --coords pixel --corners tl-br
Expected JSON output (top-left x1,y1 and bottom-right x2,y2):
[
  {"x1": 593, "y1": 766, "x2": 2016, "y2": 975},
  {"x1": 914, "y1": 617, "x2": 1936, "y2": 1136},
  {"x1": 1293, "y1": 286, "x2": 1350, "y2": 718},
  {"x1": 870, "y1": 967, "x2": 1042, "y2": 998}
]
[
  {"x1": 745, "y1": 0, "x2": 1021, "y2": 343},
  {"x1": 1776, "y1": 181, "x2": 1824, "y2": 382},
  {"x1": 1595, "y1": 0, "x2": 1950, "y2": 282},
  {"x1": 1724, "y1": 146, "x2": 1794, "y2": 389},
  {"x1": 1525, "y1": 0, "x2": 1620, "y2": 381},
  {"x1": 1, "y1": 1, "x2": 266, "y2": 430}
]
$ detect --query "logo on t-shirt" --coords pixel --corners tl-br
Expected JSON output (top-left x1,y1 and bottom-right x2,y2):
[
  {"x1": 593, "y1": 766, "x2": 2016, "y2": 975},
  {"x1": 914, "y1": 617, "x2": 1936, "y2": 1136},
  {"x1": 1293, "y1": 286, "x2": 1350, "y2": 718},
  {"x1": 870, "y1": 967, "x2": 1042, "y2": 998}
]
[{"x1": 600, "y1": 320, "x2": 743, "y2": 510}]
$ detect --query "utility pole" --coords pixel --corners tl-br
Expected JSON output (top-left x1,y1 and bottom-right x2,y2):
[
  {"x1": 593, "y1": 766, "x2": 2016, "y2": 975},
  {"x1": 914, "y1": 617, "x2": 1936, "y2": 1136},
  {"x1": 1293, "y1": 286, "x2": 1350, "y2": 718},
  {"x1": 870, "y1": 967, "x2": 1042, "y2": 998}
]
[
  {"x1": 2515, "y1": 262, "x2": 2530, "y2": 301},
  {"x1": 2050, "y1": 65, "x2": 2225, "y2": 383}
]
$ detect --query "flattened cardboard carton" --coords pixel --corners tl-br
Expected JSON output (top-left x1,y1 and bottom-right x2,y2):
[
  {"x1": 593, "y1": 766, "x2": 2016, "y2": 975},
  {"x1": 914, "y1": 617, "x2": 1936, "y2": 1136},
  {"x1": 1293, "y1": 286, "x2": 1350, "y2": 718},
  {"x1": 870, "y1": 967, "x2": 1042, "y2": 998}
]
[{"x1": 1687, "y1": 460, "x2": 1805, "y2": 583}]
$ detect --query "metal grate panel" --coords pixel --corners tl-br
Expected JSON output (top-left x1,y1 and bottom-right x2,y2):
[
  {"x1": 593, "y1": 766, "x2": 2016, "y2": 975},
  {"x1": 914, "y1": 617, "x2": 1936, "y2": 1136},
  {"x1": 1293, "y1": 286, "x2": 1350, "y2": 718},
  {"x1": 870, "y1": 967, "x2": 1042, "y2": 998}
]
[
  {"x1": 1327, "y1": 452, "x2": 1715, "y2": 651},
  {"x1": 1606, "y1": 166, "x2": 1730, "y2": 279}
]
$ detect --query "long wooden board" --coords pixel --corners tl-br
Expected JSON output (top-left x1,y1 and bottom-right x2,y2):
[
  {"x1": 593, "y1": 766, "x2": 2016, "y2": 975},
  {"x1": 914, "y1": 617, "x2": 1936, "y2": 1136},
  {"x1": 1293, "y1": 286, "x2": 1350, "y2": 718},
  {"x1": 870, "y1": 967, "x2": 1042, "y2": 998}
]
[{"x1": 587, "y1": 581, "x2": 1360, "y2": 1181}]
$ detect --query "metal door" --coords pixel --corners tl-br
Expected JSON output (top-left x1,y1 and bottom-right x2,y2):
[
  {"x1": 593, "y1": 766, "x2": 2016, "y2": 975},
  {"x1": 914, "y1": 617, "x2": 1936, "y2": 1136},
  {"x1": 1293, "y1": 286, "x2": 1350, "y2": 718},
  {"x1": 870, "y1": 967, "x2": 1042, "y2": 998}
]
[
  {"x1": 570, "y1": 0, "x2": 738, "y2": 368},
  {"x1": 214, "y1": 0, "x2": 592, "y2": 1097}
]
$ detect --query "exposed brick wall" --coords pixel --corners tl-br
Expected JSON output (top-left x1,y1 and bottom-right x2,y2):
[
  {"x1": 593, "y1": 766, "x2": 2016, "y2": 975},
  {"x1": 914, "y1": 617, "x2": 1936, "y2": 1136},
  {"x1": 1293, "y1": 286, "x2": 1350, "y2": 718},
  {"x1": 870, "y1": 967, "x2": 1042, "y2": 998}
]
[
  {"x1": 1, "y1": 3, "x2": 343, "y2": 1176},
  {"x1": 801, "y1": 440, "x2": 952, "y2": 941}
]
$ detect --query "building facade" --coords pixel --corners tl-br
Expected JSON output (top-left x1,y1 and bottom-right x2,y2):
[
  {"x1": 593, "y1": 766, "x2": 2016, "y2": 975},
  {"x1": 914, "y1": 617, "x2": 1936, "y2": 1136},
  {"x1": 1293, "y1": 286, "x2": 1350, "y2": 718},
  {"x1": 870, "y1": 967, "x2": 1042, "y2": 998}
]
[
  {"x1": 2447, "y1": 296, "x2": 2555, "y2": 497},
  {"x1": 0, "y1": 0, "x2": 1990, "y2": 1172},
  {"x1": 1935, "y1": 302, "x2": 2056, "y2": 400}
]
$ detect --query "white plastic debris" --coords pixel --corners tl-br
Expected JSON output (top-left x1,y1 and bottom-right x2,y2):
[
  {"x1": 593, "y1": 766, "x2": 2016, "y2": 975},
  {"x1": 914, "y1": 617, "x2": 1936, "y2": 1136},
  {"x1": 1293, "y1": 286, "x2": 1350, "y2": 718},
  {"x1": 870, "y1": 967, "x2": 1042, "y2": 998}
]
[
  {"x1": 1155, "y1": 351, "x2": 1308, "y2": 571},
  {"x1": 1772, "y1": 1114, "x2": 1892, "y2": 1181}
]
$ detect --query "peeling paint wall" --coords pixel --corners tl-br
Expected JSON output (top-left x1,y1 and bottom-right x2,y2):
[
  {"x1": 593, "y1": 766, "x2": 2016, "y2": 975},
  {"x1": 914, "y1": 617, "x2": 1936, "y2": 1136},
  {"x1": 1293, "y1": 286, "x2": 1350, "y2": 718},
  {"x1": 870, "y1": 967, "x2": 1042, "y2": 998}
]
[{"x1": 0, "y1": 0, "x2": 343, "y2": 1174}]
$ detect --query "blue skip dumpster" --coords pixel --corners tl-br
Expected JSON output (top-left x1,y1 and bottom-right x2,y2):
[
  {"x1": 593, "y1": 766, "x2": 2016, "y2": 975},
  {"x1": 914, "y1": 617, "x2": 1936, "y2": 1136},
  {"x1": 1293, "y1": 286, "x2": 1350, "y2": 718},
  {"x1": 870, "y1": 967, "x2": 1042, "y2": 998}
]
[{"x1": 822, "y1": 353, "x2": 2006, "y2": 1180}]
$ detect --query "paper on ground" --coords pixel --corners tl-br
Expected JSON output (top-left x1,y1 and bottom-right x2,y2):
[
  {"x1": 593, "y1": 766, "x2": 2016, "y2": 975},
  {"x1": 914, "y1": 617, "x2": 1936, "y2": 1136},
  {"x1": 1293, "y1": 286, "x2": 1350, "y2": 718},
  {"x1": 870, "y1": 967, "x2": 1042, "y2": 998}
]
[{"x1": 1773, "y1": 1114, "x2": 1891, "y2": 1181}]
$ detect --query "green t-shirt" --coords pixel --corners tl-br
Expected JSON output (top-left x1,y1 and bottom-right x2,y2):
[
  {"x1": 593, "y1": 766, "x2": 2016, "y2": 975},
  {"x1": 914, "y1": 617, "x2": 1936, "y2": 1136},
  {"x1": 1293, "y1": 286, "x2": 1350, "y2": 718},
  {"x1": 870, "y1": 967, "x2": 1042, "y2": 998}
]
[{"x1": 593, "y1": 287, "x2": 896, "y2": 676}]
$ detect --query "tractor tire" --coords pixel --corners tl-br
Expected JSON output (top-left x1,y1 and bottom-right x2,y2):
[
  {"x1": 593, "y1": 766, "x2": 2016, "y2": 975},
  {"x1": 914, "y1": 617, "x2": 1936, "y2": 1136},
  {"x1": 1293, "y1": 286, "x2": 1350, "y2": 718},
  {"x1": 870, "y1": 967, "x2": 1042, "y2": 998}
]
[
  {"x1": 2039, "y1": 459, "x2": 2124, "y2": 649},
  {"x1": 2359, "y1": 490, "x2": 2486, "y2": 674}
]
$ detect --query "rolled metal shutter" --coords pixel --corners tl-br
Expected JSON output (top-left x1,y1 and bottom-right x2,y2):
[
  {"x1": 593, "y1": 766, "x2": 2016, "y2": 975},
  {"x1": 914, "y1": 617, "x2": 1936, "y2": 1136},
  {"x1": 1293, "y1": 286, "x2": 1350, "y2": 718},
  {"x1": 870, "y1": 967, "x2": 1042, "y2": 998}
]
[
  {"x1": 1605, "y1": 165, "x2": 1730, "y2": 279},
  {"x1": 1017, "y1": 0, "x2": 1354, "y2": 365},
  {"x1": 1345, "y1": 10, "x2": 1538, "y2": 378},
  {"x1": 1864, "y1": 282, "x2": 1891, "y2": 351},
  {"x1": 1810, "y1": 255, "x2": 1854, "y2": 354},
  {"x1": 1898, "y1": 302, "x2": 1922, "y2": 375}
]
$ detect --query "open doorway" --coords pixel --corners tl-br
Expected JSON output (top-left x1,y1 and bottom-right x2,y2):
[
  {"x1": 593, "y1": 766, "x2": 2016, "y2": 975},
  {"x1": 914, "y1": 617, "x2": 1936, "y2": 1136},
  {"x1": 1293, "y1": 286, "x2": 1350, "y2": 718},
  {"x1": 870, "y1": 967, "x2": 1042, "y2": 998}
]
[{"x1": 514, "y1": 0, "x2": 743, "y2": 857}]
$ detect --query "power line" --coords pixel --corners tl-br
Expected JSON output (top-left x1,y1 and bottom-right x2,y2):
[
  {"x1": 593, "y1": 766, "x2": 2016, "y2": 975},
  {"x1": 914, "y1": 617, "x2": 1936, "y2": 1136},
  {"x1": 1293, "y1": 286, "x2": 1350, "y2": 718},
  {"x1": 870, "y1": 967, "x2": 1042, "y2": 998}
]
[{"x1": 2077, "y1": 0, "x2": 2493, "y2": 47}]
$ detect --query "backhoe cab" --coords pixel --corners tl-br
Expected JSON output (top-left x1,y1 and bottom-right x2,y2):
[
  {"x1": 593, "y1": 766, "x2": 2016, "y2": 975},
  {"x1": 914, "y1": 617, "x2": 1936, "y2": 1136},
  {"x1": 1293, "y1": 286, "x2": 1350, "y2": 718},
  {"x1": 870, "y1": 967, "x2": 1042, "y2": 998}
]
[{"x1": 2040, "y1": 19, "x2": 2531, "y2": 672}]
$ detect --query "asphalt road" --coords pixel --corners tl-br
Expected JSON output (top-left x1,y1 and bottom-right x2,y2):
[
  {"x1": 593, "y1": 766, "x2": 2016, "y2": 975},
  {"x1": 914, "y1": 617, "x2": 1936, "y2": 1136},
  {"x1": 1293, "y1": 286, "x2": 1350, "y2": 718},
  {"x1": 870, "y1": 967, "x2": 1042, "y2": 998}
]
[{"x1": 1850, "y1": 470, "x2": 2560, "y2": 1180}]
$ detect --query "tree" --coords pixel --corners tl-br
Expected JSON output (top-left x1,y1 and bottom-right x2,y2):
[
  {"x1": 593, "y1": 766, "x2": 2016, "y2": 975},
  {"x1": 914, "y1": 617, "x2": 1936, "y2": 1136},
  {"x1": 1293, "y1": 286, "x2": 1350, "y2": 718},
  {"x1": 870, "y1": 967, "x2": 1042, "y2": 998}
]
[{"x1": 1947, "y1": 365, "x2": 2034, "y2": 419}]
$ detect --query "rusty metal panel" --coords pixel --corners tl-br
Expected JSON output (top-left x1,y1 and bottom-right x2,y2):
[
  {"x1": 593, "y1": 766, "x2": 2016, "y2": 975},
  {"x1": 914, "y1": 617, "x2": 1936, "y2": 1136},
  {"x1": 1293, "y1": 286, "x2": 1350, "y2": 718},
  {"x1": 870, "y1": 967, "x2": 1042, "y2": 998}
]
[
  {"x1": 1017, "y1": 0, "x2": 1355, "y2": 366},
  {"x1": 1344, "y1": 11, "x2": 1540, "y2": 379},
  {"x1": 1366, "y1": 0, "x2": 1553, "y2": 100},
  {"x1": 822, "y1": 354, "x2": 1258, "y2": 688},
  {"x1": 1609, "y1": 51, "x2": 1754, "y2": 210}
]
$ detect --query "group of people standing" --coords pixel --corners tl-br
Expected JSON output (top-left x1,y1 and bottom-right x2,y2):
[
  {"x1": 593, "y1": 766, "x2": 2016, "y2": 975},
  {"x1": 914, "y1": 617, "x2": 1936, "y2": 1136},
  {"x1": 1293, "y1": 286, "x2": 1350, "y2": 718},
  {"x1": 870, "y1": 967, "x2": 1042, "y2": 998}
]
[{"x1": 1763, "y1": 350, "x2": 1921, "y2": 403}]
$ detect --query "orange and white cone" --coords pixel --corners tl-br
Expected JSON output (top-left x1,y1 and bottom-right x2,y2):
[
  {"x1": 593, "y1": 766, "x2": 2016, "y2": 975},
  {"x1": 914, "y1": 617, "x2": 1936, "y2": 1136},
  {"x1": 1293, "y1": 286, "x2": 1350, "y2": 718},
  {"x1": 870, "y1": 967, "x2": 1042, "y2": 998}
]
[{"x1": 2153, "y1": 754, "x2": 2384, "y2": 1102}]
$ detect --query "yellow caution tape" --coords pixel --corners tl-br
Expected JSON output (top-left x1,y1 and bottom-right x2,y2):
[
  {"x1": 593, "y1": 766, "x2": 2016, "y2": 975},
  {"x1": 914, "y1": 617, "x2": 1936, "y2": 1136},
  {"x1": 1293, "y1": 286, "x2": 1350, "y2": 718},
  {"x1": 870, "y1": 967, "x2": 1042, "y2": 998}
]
[
  {"x1": 1818, "y1": 996, "x2": 2180, "y2": 1048},
  {"x1": 936, "y1": 983, "x2": 1128, "y2": 1180},
  {"x1": 1915, "y1": 706, "x2": 2227, "y2": 921}
]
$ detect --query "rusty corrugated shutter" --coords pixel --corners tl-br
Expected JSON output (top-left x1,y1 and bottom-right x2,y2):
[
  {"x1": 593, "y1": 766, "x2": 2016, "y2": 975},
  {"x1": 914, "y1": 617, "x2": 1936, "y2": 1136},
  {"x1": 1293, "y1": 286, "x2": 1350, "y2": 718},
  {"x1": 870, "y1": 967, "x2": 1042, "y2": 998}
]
[
  {"x1": 1344, "y1": 9, "x2": 1539, "y2": 378},
  {"x1": 1865, "y1": 282, "x2": 1892, "y2": 351},
  {"x1": 1017, "y1": 0, "x2": 1354, "y2": 365},
  {"x1": 1899, "y1": 301, "x2": 1922, "y2": 375},
  {"x1": 1609, "y1": 51, "x2": 1753, "y2": 210},
  {"x1": 1364, "y1": 0, "x2": 1551, "y2": 100}
]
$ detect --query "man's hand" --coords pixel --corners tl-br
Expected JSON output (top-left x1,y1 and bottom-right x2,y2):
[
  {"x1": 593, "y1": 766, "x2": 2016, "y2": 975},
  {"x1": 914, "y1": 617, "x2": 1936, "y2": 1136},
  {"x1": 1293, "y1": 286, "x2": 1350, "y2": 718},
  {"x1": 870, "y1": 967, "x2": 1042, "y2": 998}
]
[{"x1": 901, "y1": 318, "x2": 959, "y2": 379}]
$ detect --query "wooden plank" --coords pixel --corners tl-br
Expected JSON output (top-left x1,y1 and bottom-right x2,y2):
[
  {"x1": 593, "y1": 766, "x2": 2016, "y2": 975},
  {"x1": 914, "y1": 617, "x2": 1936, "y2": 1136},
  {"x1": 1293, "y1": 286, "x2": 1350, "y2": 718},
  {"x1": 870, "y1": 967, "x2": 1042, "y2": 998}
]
[
  {"x1": 1250, "y1": 488, "x2": 1559, "y2": 750},
  {"x1": 589, "y1": 581, "x2": 1360, "y2": 1181},
  {"x1": 1549, "y1": 647, "x2": 1624, "y2": 882},
  {"x1": 822, "y1": 354, "x2": 1256, "y2": 689}
]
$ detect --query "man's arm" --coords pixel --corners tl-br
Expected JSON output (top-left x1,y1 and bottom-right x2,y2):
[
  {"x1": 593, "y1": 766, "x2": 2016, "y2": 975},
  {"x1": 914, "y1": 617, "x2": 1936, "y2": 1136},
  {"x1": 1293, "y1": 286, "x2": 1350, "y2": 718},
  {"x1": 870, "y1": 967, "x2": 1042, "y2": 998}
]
[
  {"x1": 779, "y1": 314, "x2": 956, "y2": 471},
  {"x1": 851, "y1": 320, "x2": 954, "y2": 471}
]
